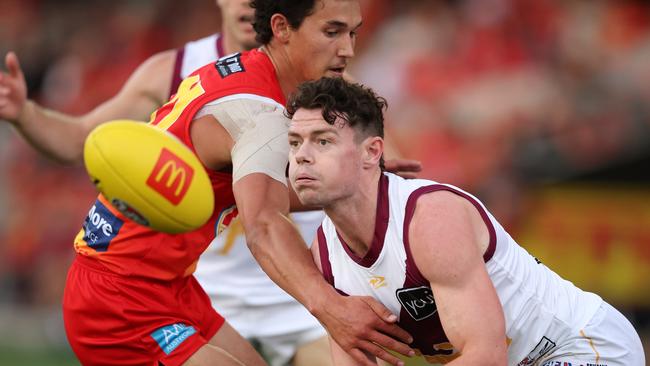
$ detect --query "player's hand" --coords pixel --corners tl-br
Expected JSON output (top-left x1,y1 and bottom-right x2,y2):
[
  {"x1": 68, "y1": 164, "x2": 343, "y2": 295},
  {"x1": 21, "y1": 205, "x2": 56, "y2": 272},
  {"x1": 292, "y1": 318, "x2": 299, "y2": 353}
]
[
  {"x1": 315, "y1": 294, "x2": 414, "y2": 366},
  {"x1": 384, "y1": 158, "x2": 421, "y2": 179},
  {"x1": 0, "y1": 52, "x2": 28, "y2": 124}
]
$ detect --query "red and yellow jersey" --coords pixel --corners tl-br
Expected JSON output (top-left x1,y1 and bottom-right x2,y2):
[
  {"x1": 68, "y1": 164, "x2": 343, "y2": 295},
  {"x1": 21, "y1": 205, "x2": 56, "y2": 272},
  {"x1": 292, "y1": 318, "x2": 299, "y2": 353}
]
[{"x1": 74, "y1": 49, "x2": 285, "y2": 280}]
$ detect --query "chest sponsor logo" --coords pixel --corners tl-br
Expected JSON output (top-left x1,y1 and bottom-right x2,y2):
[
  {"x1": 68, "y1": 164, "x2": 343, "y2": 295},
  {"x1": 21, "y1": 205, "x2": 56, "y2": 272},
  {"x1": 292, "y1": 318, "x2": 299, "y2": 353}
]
[
  {"x1": 215, "y1": 53, "x2": 245, "y2": 78},
  {"x1": 146, "y1": 148, "x2": 194, "y2": 205},
  {"x1": 82, "y1": 199, "x2": 124, "y2": 252},
  {"x1": 517, "y1": 336, "x2": 557, "y2": 366},
  {"x1": 369, "y1": 275, "x2": 387, "y2": 289},
  {"x1": 396, "y1": 286, "x2": 437, "y2": 321},
  {"x1": 150, "y1": 323, "x2": 197, "y2": 355}
]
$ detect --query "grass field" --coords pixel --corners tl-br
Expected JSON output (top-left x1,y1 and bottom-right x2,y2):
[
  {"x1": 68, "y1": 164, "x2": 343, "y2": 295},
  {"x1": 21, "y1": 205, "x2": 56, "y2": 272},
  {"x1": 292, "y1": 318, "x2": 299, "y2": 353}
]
[
  {"x1": 0, "y1": 346, "x2": 79, "y2": 366},
  {"x1": 0, "y1": 346, "x2": 433, "y2": 366}
]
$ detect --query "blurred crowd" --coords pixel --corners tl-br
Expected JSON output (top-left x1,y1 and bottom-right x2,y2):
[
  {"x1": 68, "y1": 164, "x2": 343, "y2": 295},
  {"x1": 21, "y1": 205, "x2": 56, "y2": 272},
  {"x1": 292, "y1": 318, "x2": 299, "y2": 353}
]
[{"x1": 0, "y1": 0, "x2": 649, "y2": 353}]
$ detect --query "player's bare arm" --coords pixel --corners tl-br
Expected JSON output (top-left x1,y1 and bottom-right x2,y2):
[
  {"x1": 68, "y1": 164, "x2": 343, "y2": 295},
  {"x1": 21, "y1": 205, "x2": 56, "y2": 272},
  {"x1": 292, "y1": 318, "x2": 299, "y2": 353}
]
[
  {"x1": 409, "y1": 190, "x2": 507, "y2": 365},
  {"x1": 0, "y1": 50, "x2": 175, "y2": 164}
]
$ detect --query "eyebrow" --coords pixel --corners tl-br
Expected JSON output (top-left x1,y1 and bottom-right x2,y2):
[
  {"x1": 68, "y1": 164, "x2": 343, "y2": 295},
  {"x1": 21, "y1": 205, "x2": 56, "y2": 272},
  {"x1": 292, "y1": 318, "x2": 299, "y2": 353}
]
[
  {"x1": 325, "y1": 20, "x2": 363, "y2": 30},
  {"x1": 288, "y1": 127, "x2": 339, "y2": 139}
]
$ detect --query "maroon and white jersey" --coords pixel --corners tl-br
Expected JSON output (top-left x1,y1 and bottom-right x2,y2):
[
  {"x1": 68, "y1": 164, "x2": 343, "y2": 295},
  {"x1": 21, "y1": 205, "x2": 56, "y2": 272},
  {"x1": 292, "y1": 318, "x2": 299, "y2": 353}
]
[
  {"x1": 170, "y1": 33, "x2": 225, "y2": 97},
  {"x1": 317, "y1": 172, "x2": 603, "y2": 365}
]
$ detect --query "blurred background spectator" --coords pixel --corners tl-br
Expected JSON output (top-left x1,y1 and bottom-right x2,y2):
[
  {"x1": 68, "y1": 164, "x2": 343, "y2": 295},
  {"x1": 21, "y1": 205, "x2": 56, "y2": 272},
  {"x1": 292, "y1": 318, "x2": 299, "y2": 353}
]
[{"x1": 1, "y1": 0, "x2": 648, "y2": 364}]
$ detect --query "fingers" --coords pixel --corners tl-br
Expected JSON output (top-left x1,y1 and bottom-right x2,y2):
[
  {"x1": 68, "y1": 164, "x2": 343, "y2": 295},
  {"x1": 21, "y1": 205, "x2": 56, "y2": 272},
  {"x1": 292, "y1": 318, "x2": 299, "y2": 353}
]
[
  {"x1": 383, "y1": 158, "x2": 423, "y2": 179},
  {"x1": 361, "y1": 297, "x2": 413, "y2": 348},
  {"x1": 5, "y1": 52, "x2": 23, "y2": 78},
  {"x1": 362, "y1": 296, "x2": 398, "y2": 324},
  {"x1": 367, "y1": 327, "x2": 414, "y2": 359},
  {"x1": 358, "y1": 341, "x2": 406, "y2": 366},
  {"x1": 346, "y1": 348, "x2": 380, "y2": 366},
  {"x1": 395, "y1": 172, "x2": 418, "y2": 179}
]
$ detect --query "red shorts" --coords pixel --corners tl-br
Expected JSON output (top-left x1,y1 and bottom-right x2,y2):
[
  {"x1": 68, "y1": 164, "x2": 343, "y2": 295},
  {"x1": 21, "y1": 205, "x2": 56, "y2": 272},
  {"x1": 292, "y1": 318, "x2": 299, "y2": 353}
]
[{"x1": 63, "y1": 255, "x2": 225, "y2": 366}]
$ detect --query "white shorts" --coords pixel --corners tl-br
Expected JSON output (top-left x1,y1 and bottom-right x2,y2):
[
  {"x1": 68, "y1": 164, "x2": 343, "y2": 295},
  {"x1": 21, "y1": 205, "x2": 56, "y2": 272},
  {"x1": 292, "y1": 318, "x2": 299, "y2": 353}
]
[
  {"x1": 216, "y1": 299, "x2": 326, "y2": 366},
  {"x1": 539, "y1": 302, "x2": 645, "y2": 366}
]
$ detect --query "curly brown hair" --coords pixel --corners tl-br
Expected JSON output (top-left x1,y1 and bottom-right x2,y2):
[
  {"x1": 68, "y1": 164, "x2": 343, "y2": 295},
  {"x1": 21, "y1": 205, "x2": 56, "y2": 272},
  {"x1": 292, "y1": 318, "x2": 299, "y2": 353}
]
[{"x1": 286, "y1": 77, "x2": 387, "y2": 168}]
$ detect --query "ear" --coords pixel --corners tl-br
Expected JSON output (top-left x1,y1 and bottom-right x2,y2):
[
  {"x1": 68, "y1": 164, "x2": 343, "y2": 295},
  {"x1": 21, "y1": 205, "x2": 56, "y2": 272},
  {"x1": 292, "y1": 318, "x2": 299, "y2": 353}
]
[
  {"x1": 362, "y1": 136, "x2": 384, "y2": 169},
  {"x1": 270, "y1": 13, "x2": 291, "y2": 43}
]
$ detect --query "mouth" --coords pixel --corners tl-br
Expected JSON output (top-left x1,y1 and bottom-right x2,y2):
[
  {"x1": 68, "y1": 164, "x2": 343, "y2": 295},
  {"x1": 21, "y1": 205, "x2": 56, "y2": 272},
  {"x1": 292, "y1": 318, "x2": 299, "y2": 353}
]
[
  {"x1": 328, "y1": 66, "x2": 346, "y2": 76},
  {"x1": 294, "y1": 174, "x2": 317, "y2": 186},
  {"x1": 239, "y1": 15, "x2": 254, "y2": 24}
]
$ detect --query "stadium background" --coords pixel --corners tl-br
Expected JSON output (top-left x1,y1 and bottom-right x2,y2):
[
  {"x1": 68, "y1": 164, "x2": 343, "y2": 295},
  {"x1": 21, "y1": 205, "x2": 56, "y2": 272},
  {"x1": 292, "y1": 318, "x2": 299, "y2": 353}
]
[{"x1": 0, "y1": 0, "x2": 649, "y2": 364}]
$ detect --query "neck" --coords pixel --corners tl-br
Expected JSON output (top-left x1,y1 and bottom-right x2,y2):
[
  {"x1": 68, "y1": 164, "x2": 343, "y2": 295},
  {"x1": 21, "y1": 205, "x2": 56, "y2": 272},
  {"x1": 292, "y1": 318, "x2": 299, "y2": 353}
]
[
  {"x1": 324, "y1": 169, "x2": 383, "y2": 258},
  {"x1": 220, "y1": 31, "x2": 245, "y2": 55},
  {"x1": 260, "y1": 42, "x2": 302, "y2": 98}
]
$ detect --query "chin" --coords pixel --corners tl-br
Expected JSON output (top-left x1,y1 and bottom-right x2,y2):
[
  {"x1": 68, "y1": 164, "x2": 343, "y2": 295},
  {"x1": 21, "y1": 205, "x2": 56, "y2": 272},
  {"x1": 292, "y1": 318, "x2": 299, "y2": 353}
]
[{"x1": 296, "y1": 193, "x2": 321, "y2": 207}]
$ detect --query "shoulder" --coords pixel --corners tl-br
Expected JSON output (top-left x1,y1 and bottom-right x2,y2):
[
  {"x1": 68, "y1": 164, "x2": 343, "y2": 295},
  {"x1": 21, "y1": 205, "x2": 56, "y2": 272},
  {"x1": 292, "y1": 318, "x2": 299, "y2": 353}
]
[
  {"x1": 119, "y1": 49, "x2": 177, "y2": 102},
  {"x1": 196, "y1": 50, "x2": 284, "y2": 105},
  {"x1": 125, "y1": 50, "x2": 177, "y2": 94},
  {"x1": 136, "y1": 49, "x2": 178, "y2": 75},
  {"x1": 408, "y1": 188, "x2": 490, "y2": 279}
]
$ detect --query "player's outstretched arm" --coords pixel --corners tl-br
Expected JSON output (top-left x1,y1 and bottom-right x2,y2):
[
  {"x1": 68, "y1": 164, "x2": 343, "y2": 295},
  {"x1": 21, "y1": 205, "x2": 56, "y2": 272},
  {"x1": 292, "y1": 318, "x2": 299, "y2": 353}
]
[
  {"x1": 0, "y1": 50, "x2": 175, "y2": 164},
  {"x1": 409, "y1": 190, "x2": 507, "y2": 365},
  {"x1": 233, "y1": 173, "x2": 413, "y2": 366}
]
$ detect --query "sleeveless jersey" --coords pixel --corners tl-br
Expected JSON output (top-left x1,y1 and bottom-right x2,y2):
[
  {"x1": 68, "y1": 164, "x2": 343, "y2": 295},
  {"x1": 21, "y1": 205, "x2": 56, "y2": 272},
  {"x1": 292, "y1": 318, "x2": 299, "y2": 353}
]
[
  {"x1": 318, "y1": 172, "x2": 603, "y2": 365},
  {"x1": 73, "y1": 49, "x2": 285, "y2": 281},
  {"x1": 170, "y1": 33, "x2": 224, "y2": 96}
]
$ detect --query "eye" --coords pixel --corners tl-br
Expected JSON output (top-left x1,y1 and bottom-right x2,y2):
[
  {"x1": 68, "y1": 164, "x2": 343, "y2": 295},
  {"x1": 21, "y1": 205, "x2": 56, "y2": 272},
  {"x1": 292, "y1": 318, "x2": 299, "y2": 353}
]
[
  {"x1": 289, "y1": 139, "x2": 300, "y2": 148},
  {"x1": 350, "y1": 30, "x2": 358, "y2": 38},
  {"x1": 318, "y1": 139, "x2": 329, "y2": 146},
  {"x1": 325, "y1": 30, "x2": 339, "y2": 37}
]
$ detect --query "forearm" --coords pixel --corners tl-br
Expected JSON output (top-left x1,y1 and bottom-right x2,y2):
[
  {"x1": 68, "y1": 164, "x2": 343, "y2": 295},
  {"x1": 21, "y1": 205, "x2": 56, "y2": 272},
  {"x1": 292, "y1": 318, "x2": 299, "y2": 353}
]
[
  {"x1": 245, "y1": 209, "x2": 337, "y2": 312},
  {"x1": 14, "y1": 100, "x2": 88, "y2": 164}
]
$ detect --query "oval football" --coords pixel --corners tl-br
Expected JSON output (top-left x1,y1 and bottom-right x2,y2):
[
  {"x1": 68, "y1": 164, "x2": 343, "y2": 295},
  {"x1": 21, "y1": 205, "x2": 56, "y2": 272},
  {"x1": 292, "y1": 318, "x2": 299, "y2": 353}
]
[{"x1": 83, "y1": 120, "x2": 214, "y2": 233}]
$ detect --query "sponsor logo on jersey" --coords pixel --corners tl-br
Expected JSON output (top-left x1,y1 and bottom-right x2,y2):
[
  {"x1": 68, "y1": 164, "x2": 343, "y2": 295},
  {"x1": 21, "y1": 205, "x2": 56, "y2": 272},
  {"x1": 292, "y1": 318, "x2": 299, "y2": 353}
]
[
  {"x1": 517, "y1": 336, "x2": 557, "y2": 366},
  {"x1": 215, "y1": 53, "x2": 245, "y2": 78},
  {"x1": 150, "y1": 323, "x2": 197, "y2": 355},
  {"x1": 369, "y1": 275, "x2": 387, "y2": 289},
  {"x1": 146, "y1": 148, "x2": 194, "y2": 205},
  {"x1": 81, "y1": 199, "x2": 124, "y2": 252},
  {"x1": 396, "y1": 286, "x2": 437, "y2": 321},
  {"x1": 111, "y1": 198, "x2": 149, "y2": 226},
  {"x1": 215, "y1": 205, "x2": 238, "y2": 237}
]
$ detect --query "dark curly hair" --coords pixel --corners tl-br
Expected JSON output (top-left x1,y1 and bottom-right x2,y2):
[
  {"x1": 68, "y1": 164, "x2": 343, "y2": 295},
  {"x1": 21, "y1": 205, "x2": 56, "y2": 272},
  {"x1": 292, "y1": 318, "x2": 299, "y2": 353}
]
[
  {"x1": 251, "y1": 0, "x2": 317, "y2": 45},
  {"x1": 286, "y1": 77, "x2": 387, "y2": 168}
]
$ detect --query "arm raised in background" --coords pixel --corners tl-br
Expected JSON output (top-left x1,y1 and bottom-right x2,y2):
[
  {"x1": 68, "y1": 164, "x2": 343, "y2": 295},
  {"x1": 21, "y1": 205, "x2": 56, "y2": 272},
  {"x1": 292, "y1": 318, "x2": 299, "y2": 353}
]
[
  {"x1": 0, "y1": 50, "x2": 175, "y2": 164},
  {"x1": 409, "y1": 190, "x2": 507, "y2": 365}
]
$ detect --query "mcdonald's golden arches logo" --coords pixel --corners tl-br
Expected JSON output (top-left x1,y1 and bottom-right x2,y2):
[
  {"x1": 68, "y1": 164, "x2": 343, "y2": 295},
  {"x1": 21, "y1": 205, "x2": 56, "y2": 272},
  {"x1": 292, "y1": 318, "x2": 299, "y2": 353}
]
[{"x1": 146, "y1": 148, "x2": 194, "y2": 205}]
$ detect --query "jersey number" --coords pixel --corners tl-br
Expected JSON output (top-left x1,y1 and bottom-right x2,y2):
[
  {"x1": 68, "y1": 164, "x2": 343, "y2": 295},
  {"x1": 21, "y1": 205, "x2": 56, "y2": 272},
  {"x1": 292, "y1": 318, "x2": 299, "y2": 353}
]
[{"x1": 151, "y1": 75, "x2": 206, "y2": 131}]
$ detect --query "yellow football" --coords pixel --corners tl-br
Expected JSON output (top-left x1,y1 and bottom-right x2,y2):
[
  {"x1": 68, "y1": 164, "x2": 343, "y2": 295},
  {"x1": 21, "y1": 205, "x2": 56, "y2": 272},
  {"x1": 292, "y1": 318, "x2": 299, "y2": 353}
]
[{"x1": 83, "y1": 120, "x2": 214, "y2": 234}]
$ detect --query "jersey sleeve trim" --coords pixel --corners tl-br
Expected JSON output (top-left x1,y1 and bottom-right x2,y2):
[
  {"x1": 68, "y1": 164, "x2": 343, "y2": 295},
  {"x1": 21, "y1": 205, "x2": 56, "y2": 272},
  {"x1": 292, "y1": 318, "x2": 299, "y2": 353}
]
[
  {"x1": 169, "y1": 47, "x2": 185, "y2": 99},
  {"x1": 402, "y1": 184, "x2": 498, "y2": 282}
]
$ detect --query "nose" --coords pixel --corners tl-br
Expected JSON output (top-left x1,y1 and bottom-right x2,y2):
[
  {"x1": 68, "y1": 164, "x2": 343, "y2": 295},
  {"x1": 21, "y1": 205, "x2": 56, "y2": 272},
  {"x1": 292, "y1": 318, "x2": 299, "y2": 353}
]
[
  {"x1": 337, "y1": 33, "x2": 355, "y2": 58},
  {"x1": 293, "y1": 142, "x2": 313, "y2": 165}
]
